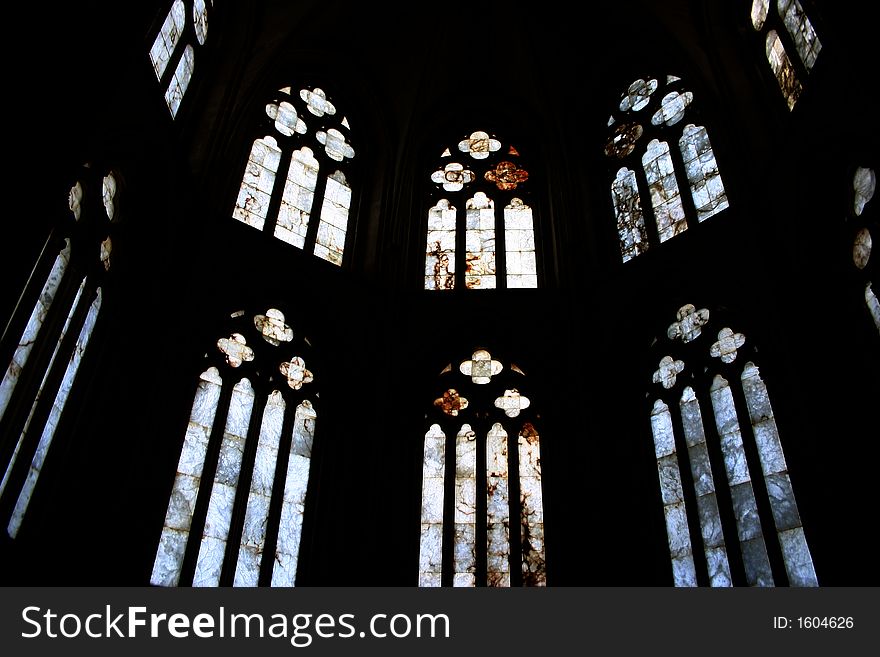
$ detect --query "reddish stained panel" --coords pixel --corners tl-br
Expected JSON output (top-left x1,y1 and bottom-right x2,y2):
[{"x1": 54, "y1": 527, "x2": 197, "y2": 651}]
[
  {"x1": 434, "y1": 389, "x2": 469, "y2": 416},
  {"x1": 279, "y1": 357, "x2": 314, "y2": 390},
  {"x1": 605, "y1": 123, "x2": 643, "y2": 159},
  {"x1": 484, "y1": 161, "x2": 529, "y2": 191},
  {"x1": 253, "y1": 308, "x2": 294, "y2": 346},
  {"x1": 766, "y1": 31, "x2": 802, "y2": 110},
  {"x1": 217, "y1": 333, "x2": 255, "y2": 368}
]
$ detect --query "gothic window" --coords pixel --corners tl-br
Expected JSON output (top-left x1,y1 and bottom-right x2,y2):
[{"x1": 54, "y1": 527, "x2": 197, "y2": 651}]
[
  {"x1": 231, "y1": 86, "x2": 356, "y2": 267},
  {"x1": 418, "y1": 349, "x2": 546, "y2": 586},
  {"x1": 846, "y1": 166, "x2": 879, "y2": 332},
  {"x1": 150, "y1": 306, "x2": 320, "y2": 587},
  {"x1": 425, "y1": 131, "x2": 539, "y2": 290},
  {"x1": 648, "y1": 304, "x2": 818, "y2": 586},
  {"x1": 148, "y1": 0, "x2": 214, "y2": 118},
  {"x1": 750, "y1": 0, "x2": 822, "y2": 111},
  {"x1": 0, "y1": 169, "x2": 118, "y2": 537},
  {"x1": 606, "y1": 76, "x2": 728, "y2": 262}
]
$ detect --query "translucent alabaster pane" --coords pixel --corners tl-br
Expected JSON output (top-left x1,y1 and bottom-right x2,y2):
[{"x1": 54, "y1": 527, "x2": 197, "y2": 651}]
[
  {"x1": 193, "y1": 0, "x2": 209, "y2": 46},
  {"x1": 465, "y1": 193, "x2": 496, "y2": 290},
  {"x1": 232, "y1": 137, "x2": 282, "y2": 231},
  {"x1": 487, "y1": 424, "x2": 510, "y2": 587},
  {"x1": 453, "y1": 425, "x2": 476, "y2": 584},
  {"x1": 233, "y1": 391, "x2": 285, "y2": 587},
  {"x1": 0, "y1": 241, "x2": 70, "y2": 425},
  {"x1": 193, "y1": 379, "x2": 254, "y2": 587},
  {"x1": 612, "y1": 167, "x2": 648, "y2": 262},
  {"x1": 778, "y1": 0, "x2": 822, "y2": 70},
  {"x1": 519, "y1": 425, "x2": 545, "y2": 585},
  {"x1": 165, "y1": 45, "x2": 195, "y2": 117},
  {"x1": 504, "y1": 199, "x2": 537, "y2": 288},
  {"x1": 275, "y1": 148, "x2": 319, "y2": 249},
  {"x1": 8, "y1": 288, "x2": 102, "y2": 539},
  {"x1": 315, "y1": 172, "x2": 350, "y2": 266},
  {"x1": 418, "y1": 425, "x2": 445, "y2": 586},
  {"x1": 150, "y1": 368, "x2": 222, "y2": 586},
  {"x1": 643, "y1": 140, "x2": 686, "y2": 242},
  {"x1": 149, "y1": 0, "x2": 186, "y2": 80},
  {"x1": 679, "y1": 125, "x2": 728, "y2": 222},
  {"x1": 425, "y1": 199, "x2": 456, "y2": 290},
  {"x1": 271, "y1": 401, "x2": 317, "y2": 587}
]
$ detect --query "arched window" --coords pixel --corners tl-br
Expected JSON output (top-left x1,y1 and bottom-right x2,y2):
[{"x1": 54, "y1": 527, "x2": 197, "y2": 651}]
[
  {"x1": 0, "y1": 168, "x2": 119, "y2": 537},
  {"x1": 425, "y1": 131, "x2": 539, "y2": 290},
  {"x1": 148, "y1": 0, "x2": 214, "y2": 118},
  {"x1": 648, "y1": 304, "x2": 818, "y2": 587},
  {"x1": 418, "y1": 350, "x2": 546, "y2": 586},
  {"x1": 750, "y1": 0, "x2": 822, "y2": 111},
  {"x1": 847, "y1": 166, "x2": 879, "y2": 331},
  {"x1": 606, "y1": 76, "x2": 729, "y2": 262},
  {"x1": 150, "y1": 306, "x2": 321, "y2": 587},
  {"x1": 231, "y1": 86, "x2": 356, "y2": 267}
]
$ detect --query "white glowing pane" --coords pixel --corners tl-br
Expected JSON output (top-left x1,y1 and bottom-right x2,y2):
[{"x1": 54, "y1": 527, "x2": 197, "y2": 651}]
[
  {"x1": 867, "y1": 283, "x2": 880, "y2": 332},
  {"x1": 102, "y1": 173, "x2": 117, "y2": 220},
  {"x1": 667, "y1": 304, "x2": 710, "y2": 343},
  {"x1": 149, "y1": 0, "x2": 186, "y2": 80},
  {"x1": 680, "y1": 388, "x2": 732, "y2": 587},
  {"x1": 751, "y1": 0, "x2": 769, "y2": 30},
  {"x1": 519, "y1": 424, "x2": 545, "y2": 585},
  {"x1": 8, "y1": 288, "x2": 101, "y2": 539},
  {"x1": 232, "y1": 136, "x2": 282, "y2": 231},
  {"x1": 643, "y1": 139, "x2": 686, "y2": 242},
  {"x1": 619, "y1": 78, "x2": 658, "y2": 112},
  {"x1": 265, "y1": 101, "x2": 307, "y2": 137},
  {"x1": 679, "y1": 124, "x2": 729, "y2": 222},
  {"x1": 710, "y1": 375, "x2": 774, "y2": 586},
  {"x1": 233, "y1": 391, "x2": 285, "y2": 587},
  {"x1": 710, "y1": 328, "x2": 746, "y2": 364},
  {"x1": 164, "y1": 44, "x2": 195, "y2": 117},
  {"x1": 253, "y1": 308, "x2": 293, "y2": 346},
  {"x1": 300, "y1": 87, "x2": 336, "y2": 117},
  {"x1": 151, "y1": 367, "x2": 222, "y2": 587},
  {"x1": 612, "y1": 168, "x2": 648, "y2": 262},
  {"x1": 766, "y1": 31, "x2": 802, "y2": 110},
  {"x1": 316, "y1": 128, "x2": 355, "y2": 162},
  {"x1": 504, "y1": 199, "x2": 538, "y2": 289},
  {"x1": 425, "y1": 200, "x2": 456, "y2": 290},
  {"x1": 651, "y1": 91, "x2": 693, "y2": 126},
  {"x1": 778, "y1": 0, "x2": 822, "y2": 70},
  {"x1": 457, "y1": 131, "x2": 501, "y2": 160},
  {"x1": 193, "y1": 378, "x2": 255, "y2": 587},
  {"x1": 69, "y1": 183, "x2": 83, "y2": 221},
  {"x1": 217, "y1": 333, "x2": 254, "y2": 367},
  {"x1": 852, "y1": 228, "x2": 872, "y2": 270},
  {"x1": 465, "y1": 192, "x2": 496, "y2": 289},
  {"x1": 419, "y1": 424, "x2": 445, "y2": 586},
  {"x1": 0, "y1": 241, "x2": 70, "y2": 425},
  {"x1": 779, "y1": 527, "x2": 819, "y2": 586},
  {"x1": 193, "y1": 0, "x2": 209, "y2": 46},
  {"x1": 275, "y1": 148, "x2": 319, "y2": 248},
  {"x1": 651, "y1": 399, "x2": 695, "y2": 585},
  {"x1": 493, "y1": 389, "x2": 531, "y2": 418},
  {"x1": 741, "y1": 363, "x2": 818, "y2": 586},
  {"x1": 315, "y1": 171, "x2": 350, "y2": 266},
  {"x1": 853, "y1": 167, "x2": 875, "y2": 216},
  {"x1": 1, "y1": 278, "x2": 84, "y2": 503},
  {"x1": 486, "y1": 424, "x2": 510, "y2": 587},
  {"x1": 431, "y1": 162, "x2": 476, "y2": 192},
  {"x1": 453, "y1": 425, "x2": 476, "y2": 585},
  {"x1": 652, "y1": 355, "x2": 685, "y2": 389},
  {"x1": 272, "y1": 401, "x2": 317, "y2": 587},
  {"x1": 279, "y1": 357, "x2": 313, "y2": 390},
  {"x1": 459, "y1": 349, "x2": 502, "y2": 384}
]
